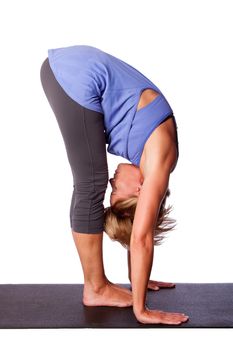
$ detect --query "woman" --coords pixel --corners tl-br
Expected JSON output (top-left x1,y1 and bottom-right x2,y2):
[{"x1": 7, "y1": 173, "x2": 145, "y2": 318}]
[{"x1": 40, "y1": 44, "x2": 189, "y2": 325}]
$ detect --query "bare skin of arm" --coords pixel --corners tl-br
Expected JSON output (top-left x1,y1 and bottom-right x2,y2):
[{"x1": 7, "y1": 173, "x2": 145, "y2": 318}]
[
  {"x1": 129, "y1": 128, "x2": 189, "y2": 325},
  {"x1": 127, "y1": 249, "x2": 175, "y2": 291}
]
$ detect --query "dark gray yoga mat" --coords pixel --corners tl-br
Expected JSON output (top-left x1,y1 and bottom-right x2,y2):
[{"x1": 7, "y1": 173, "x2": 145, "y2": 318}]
[{"x1": 0, "y1": 283, "x2": 232, "y2": 328}]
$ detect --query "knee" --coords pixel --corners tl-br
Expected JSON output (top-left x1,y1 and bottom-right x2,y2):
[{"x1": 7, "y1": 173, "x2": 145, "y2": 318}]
[
  {"x1": 71, "y1": 180, "x2": 108, "y2": 231},
  {"x1": 95, "y1": 170, "x2": 109, "y2": 191}
]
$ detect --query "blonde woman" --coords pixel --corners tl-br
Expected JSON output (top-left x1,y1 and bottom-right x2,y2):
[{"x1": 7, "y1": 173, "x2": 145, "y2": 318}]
[{"x1": 40, "y1": 44, "x2": 188, "y2": 325}]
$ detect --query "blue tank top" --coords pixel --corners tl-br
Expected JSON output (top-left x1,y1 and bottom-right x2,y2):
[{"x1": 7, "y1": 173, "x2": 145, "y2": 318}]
[{"x1": 47, "y1": 45, "x2": 174, "y2": 167}]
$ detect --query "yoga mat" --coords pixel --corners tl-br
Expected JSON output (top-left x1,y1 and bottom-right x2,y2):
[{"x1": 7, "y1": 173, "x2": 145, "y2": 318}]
[{"x1": 0, "y1": 283, "x2": 232, "y2": 328}]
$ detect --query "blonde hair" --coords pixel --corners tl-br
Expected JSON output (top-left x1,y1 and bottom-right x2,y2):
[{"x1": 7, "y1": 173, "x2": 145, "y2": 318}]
[{"x1": 103, "y1": 188, "x2": 177, "y2": 249}]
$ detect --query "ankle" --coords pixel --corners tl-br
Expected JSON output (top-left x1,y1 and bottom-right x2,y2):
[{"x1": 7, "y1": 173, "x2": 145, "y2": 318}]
[{"x1": 84, "y1": 278, "x2": 109, "y2": 293}]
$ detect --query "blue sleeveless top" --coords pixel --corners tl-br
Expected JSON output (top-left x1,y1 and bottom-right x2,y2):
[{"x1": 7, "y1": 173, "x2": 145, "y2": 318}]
[{"x1": 47, "y1": 45, "x2": 175, "y2": 167}]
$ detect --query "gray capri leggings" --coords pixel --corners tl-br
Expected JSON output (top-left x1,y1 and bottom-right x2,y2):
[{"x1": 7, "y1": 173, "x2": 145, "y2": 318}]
[{"x1": 40, "y1": 57, "x2": 109, "y2": 233}]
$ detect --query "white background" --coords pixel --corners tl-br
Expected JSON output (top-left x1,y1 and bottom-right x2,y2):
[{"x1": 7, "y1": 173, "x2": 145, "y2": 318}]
[{"x1": 0, "y1": 0, "x2": 232, "y2": 348}]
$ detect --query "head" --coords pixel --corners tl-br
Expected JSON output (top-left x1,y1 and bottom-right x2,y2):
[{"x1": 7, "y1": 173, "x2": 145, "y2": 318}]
[
  {"x1": 109, "y1": 163, "x2": 143, "y2": 206},
  {"x1": 104, "y1": 163, "x2": 177, "y2": 250}
]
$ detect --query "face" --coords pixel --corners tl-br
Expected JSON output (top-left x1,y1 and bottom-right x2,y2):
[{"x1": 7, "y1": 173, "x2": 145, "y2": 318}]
[{"x1": 109, "y1": 163, "x2": 144, "y2": 206}]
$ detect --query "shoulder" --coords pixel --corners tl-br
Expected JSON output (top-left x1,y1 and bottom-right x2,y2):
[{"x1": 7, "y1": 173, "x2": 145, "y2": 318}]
[{"x1": 140, "y1": 117, "x2": 178, "y2": 179}]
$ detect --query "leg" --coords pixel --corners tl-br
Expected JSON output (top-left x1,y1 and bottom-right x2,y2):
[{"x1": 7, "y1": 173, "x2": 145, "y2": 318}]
[
  {"x1": 40, "y1": 58, "x2": 132, "y2": 306},
  {"x1": 72, "y1": 232, "x2": 132, "y2": 306}
]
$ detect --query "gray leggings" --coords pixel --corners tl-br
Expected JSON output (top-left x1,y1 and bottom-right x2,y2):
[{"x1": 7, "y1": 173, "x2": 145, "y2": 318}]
[{"x1": 40, "y1": 57, "x2": 109, "y2": 234}]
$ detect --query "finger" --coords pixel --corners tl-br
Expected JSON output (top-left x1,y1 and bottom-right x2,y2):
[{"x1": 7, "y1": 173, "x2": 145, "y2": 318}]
[
  {"x1": 148, "y1": 284, "x2": 160, "y2": 291},
  {"x1": 155, "y1": 281, "x2": 176, "y2": 287}
]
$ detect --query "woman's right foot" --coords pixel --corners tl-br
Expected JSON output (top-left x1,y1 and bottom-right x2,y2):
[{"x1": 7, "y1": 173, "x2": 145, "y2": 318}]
[{"x1": 83, "y1": 281, "x2": 133, "y2": 307}]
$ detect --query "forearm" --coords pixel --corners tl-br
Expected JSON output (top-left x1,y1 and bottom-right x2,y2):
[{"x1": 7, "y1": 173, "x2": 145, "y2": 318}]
[
  {"x1": 127, "y1": 249, "x2": 131, "y2": 281},
  {"x1": 130, "y1": 234, "x2": 154, "y2": 316}
]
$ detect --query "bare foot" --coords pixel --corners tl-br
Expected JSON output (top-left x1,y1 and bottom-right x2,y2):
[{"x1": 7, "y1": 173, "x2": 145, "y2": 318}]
[
  {"x1": 106, "y1": 279, "x2": 132, "y2": 296},
  {"x1": 135, "y1": 307, "x2": 189, "y2": 325},
  {"x1": 83, "y1": 281, "x2": 133, "y2": 307}
]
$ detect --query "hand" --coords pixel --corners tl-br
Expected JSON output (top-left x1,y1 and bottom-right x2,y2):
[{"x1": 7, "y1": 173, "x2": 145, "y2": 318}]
[
  {"x1": 135, "y1": 307, "x2": 189, "y2": 325},
  {"x1": 147, "y1": 280, "x2": 176, "y2": 291}
]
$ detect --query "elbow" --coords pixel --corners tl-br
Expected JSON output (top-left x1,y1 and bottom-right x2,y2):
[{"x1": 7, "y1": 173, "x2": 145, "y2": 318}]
[{"x1": 130, "y1": 231, "x2": 154, "y2": 248}]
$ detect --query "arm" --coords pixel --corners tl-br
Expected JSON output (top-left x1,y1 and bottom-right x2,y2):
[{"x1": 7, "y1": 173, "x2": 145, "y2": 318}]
[
  {"x1": 128, "y1": 243, "x2": 176, "y2": 291},
  {"x1": 127, "y1": 249, "x2": 131, "y2": 282},
  {"x1": 130, "y1": 158, "x2": 172, "y2": 317}
]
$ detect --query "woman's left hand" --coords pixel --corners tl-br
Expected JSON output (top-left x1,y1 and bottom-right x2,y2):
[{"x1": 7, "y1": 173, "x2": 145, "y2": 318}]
[{"x1": 147, "y1": 280, "x2": 176, "y2": 291}]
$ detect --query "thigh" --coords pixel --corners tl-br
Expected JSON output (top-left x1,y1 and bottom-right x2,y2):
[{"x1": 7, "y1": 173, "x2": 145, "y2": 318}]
[{"x1": 40, "y1": 58, "x2": 92, "y2": 182}]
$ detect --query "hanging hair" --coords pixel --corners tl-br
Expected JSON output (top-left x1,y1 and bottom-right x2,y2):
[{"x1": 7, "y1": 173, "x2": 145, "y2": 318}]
[{"x1": 103, "y1": 188, "x2": 177, "y2": 250}]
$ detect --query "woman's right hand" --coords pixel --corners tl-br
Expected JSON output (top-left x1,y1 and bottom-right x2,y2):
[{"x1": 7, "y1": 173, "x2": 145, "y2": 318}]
[{"x1": 135, "y1": 307, "x2": 189, "y2": 325}]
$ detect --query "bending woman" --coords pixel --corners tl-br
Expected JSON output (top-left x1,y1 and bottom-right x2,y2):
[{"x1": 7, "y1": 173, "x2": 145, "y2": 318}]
[{"x1": 40, "y1": 44, "x2": 189, "y2": 325}]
